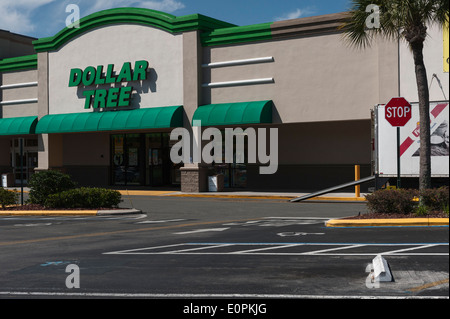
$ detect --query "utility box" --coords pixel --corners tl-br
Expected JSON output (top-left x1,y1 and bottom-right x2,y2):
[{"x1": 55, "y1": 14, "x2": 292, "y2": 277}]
[
  {"x1": 208, "y1": 174, "x2": 224, "y2": 192},
  {"x1": 1, "y1": 173, "x2": 14, "y2": 188}
]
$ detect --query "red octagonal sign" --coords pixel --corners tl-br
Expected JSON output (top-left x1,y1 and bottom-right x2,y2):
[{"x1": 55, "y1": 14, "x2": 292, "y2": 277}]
[{"x1": 385, "y1": 97, "x2": 412, "y2": 127}]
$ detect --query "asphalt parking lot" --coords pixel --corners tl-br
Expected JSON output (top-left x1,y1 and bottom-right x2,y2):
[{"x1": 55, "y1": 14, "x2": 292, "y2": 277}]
[{"x1": 0, "y1": 195, "x2": 448, "y2": 310}]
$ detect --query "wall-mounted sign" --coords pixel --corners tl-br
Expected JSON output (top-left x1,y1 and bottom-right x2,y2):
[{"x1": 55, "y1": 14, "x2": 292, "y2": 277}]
[{"x1": 68, "y1": 60, "x2": 149, "y2": 109}]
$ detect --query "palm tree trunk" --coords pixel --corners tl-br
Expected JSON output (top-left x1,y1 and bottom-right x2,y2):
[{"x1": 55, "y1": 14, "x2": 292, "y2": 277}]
[{"x1": 411, "y1": 41, "x2": 431, "y2": 190}]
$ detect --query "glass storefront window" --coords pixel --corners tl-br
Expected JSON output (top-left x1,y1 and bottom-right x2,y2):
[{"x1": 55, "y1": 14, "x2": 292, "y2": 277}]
[
  {"x1": 112, "y1": 132, "x2": 180, "y2": 187},
  {"x1": 210, "y1": 129, "x2": 248, "y2": 188},
  {"x1": 111, "y1": 134, "x2": 143, "y2": 186}
]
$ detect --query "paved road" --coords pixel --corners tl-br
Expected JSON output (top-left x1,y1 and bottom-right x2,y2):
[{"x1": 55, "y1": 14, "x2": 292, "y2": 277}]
[{"x1": 0, "y1": 196, "x2": 448, "y2": 307}]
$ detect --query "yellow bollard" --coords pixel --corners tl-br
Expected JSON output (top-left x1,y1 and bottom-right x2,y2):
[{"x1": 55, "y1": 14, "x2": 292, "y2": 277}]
[{"x1": 355, "y1": 165, "x2": 361, "y2": 198}]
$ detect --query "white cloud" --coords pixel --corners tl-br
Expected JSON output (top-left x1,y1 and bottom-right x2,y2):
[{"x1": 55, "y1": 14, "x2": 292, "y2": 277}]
[
  {"x1": 0, "y1": 0, "x2": 57, "y2": 34},
  {"x1": 85, "y1": 0, "x2": 185, "y2": 15},
  {"x1": 274, "y1": 8, "x2": 316, "y2": 22},
  {"x1": 0, "y1": 0, "x2": 185, "y2": 36}
]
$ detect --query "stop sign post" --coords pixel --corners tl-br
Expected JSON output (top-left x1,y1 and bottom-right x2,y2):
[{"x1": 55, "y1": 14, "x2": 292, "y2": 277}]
[{"x1": 385, "y1": 97, "x2": 412, "y2": 189}]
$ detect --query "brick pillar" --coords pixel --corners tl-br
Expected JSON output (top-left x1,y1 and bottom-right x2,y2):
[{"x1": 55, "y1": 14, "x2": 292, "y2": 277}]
[{"x1": 180, "y1": 164, "x2": 208, "y2": 193}]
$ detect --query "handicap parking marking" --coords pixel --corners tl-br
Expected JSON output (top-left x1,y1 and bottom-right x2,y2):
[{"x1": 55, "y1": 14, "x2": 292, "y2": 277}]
[{"x1": 103, "y1": 242, "x2": 449, "y2": 257}]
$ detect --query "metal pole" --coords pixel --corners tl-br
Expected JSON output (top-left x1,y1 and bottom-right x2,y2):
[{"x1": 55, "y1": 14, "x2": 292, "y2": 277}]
[
  {"x1": 355, "y1": 165, "x2": 361, "y2": 197},
  {"x1": 397, "y1": 127, "x2": 401, "y2": 189},
  {"x1": 20, "y1": 138, "x2": 24, "y2": 205}
]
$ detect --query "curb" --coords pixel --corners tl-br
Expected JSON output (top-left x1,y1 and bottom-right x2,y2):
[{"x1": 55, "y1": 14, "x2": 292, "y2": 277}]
[
  {"x1": 166, "y1": 194, "x2": 366, "y2": 201},
  {"x1": 325, "y1": 218, "x2": 450, "y2": 227},
  {"x1": 0, "y1": 208, "x2": 142, "y2": 217}
]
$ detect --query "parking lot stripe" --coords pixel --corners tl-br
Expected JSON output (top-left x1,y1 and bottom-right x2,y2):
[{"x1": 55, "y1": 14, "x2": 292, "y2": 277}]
[
  {"x1": 104, "y1": 243, "x2": 449, "y2": 256},
  {"x1": 303, "y1": 244, "x2": 366, "y2": 255},
  {"x1": 232, "y1": 244, "x2": 304, "y2": 254},
  {"x1": 166, "y1": 244, "x2": 234, "y2": 254},
  {"x1": 381, "y1": 244, "x2": 441, "y2": 255}
]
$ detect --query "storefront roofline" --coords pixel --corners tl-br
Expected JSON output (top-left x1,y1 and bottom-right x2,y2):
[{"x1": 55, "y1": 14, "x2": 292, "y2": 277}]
[
  {"x1": 31, "y1": 8, "x2": 350, "y2": 53},
  {"x1": 32, "y1": 7, "x2": 236, "y2": 53},
  {"x1": 0, "y1": 54, "x2": 37, "y2": 73}
]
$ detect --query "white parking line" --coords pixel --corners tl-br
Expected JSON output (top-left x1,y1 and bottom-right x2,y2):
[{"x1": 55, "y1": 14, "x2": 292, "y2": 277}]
[
  {"x1": 303, "y1": 244, "x2": 366, "y2": 255},
  {"x1": 104, "y1": 243, "x2": 449, "y2": 256},
  {"x1": 232, "y1": 244, "x2": 304, "y2": 254},
  {"x1": 166, "y1": 244, "x2": 234, "y2": 254},
  {"x1": 381, "y1": 244, "x2": 441, "y2": 255}
]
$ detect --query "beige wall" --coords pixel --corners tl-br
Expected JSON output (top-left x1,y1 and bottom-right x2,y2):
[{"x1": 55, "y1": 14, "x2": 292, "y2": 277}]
[
  {"x1": 1, "y1": 69, "x2": 38, "y2": 118},
  {"x1": 203, "y1": 33, "x2": 398, "y2": 123},
  {"x1": 48, "y1": 24, "x2": 184, "y2": 115},
  {"x1": 400, "y1": 23, "x2": 449, "y2": 103}
]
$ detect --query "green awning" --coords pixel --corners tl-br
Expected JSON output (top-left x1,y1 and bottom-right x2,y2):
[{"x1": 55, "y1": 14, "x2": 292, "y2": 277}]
[
  {"x1": 0, "y1": 116, "x2": 38, "y2": 136},
  {"x1": 35, "y1": 106, "x2": 183, "y2": 134},
  {"x1": 192, "y1": 100, "x2": 272, "y2": 126}
]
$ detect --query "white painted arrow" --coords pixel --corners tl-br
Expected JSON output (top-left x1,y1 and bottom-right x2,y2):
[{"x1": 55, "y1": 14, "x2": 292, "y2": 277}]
[{"x1": 174, "y1": 228, "x2": 230, "y2": 235}]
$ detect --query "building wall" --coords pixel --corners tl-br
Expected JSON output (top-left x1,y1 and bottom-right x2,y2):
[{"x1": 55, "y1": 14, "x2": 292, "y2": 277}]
[
  {"x1": 202, "y1": 21, "x2": 398, "y2": 124},
  {"x1": 0, "y1": 137, "x2": 10, "y2": 173},
  {"x1": 0, "y1": 10, "x2": 405, "y2": 191},
  {"x1": 400, "y1": 23, "x2": 449, "y2": 103},
  {"x1": 62, "y1": 132, "x2": 110, "y2": 186},
  {"x1": 0, "y1": 69, "x2": 38, "y2": 118},
  {"x1": 0, "y1": 30, "x2": 36, "y2": 59},
  {"x1": 47, "y1": 24, "x2": 184, "y2": 115}
]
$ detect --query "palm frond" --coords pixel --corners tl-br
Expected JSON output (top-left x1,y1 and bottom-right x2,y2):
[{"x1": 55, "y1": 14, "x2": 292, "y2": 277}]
[{"x1": 339, "y1": 0, "x2": 449, "y2": 49}]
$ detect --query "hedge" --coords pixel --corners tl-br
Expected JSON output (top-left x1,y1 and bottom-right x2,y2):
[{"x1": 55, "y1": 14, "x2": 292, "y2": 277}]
[
  {"x1": 45, "y1": 187, "x2": 122, "y2": 209},
  {"x1": 365, "y1": 187, "x2": 449, "y2": 215},
  {"x1": 0, "y1": 187, "x2": 18, "y2": 209},
  {"x1": 28, "y1": 170, "x2": 77, "y2": 205}
]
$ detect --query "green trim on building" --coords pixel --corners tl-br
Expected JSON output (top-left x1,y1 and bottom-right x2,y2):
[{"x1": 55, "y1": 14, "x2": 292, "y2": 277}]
[
  {"x1": 0, "y1": 54, "x2": 37, "y2": 72},
  {"x1": 33, "y1": 8, "x2": 236, "y2": 52},
  {"x1": 35, "y1": 106, "x2": 184, "y2": 134},
  {"x1": 192, "y1": 101, "x2": 273, "y2": 126},
  {"x1": 201, "y1": 23, "x2": 273, "y2": 47},
  {"x1": 0, "y1": 116, "x2": 38, "y2": 135}
]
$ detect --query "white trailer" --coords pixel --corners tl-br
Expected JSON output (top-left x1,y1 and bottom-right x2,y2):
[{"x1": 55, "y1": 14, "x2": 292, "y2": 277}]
[{"x1": 373, "y1": 100, "x2": 449, "y2": 178}]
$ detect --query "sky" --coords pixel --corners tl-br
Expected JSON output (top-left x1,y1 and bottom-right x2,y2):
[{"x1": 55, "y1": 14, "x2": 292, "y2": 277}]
[{"x1": 0, "y1": 0, "x2": 351, "y2": 39}]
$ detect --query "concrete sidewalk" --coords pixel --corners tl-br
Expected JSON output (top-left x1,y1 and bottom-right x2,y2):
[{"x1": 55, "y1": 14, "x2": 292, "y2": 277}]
[
  {"x1": 5, "y1": 187, "x2": 367, "y2": 201},
  {"x1": 116, "y1": 189, "x2": 367, "y2": 202}
]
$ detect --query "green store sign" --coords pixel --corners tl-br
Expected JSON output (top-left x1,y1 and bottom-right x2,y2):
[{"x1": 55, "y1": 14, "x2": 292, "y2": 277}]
[{"x1": 68, "y1": 60, "x2": 149, "y2": 109}]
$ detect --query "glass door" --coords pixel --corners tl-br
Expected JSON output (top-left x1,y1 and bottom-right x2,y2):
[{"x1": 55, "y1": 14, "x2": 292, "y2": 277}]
[
  {"x1": 112, "y1": 135, "x2": 126, "y2": 185},
  {"x1": 111, "y1": 134, "x2": 144, "y2": 186},
  {"x1": 126, "y1": 134, "x2": 142, "y2": 185}
]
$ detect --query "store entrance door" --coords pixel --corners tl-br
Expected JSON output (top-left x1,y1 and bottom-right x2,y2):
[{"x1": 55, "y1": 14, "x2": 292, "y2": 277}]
[
  {"x1": 147, "y1": 133, "x2": 172, "y2": 187},
  {"x1": 111, "y1": 134, "x2": 144, "y2": 186},
  {"x1": 148, "y1": 148, "x2": 164, "y2": 186}
]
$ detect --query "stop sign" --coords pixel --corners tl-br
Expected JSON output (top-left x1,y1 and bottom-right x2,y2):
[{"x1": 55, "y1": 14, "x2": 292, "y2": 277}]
[{"x1": 385, "y1": 97, "x2": 412, "y2": 127}]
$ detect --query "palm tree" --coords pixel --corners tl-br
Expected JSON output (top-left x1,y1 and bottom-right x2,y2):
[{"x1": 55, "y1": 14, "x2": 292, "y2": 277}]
[{"x1": 340, "y1": 0, "x2": 449, "y2": 191}]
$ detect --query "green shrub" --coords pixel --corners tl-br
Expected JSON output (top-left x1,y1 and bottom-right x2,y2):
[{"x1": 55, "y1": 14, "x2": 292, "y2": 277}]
[
  {"x1": 414, "y1": 204, "x2": 429, "y2": 217},
  {"x1": 45, "y1": 187, "x2": 122, "y2": 209},
  {"x1": 365, "y1": 188, "x2": 419, "y2": 215},
  {"x1": 28, "y1": 170, "x2": 77, "y2": 205},
  {"x1": 419, "y1": 186, "x2": 449, "y2": 212},
  {"x1": 0, "y1": 187, "x2": 18, "y2": 209}
]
